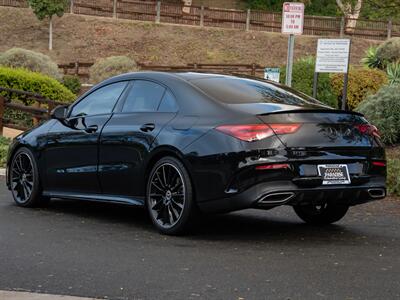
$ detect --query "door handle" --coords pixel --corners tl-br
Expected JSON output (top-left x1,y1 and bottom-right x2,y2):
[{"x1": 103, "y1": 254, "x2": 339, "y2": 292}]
[
  {"x1": 140, "y1": 123, "x2": 155, "y2": 132},
  {"x1": 84, "y1": 125, "x2": 98, "y2": 133}
]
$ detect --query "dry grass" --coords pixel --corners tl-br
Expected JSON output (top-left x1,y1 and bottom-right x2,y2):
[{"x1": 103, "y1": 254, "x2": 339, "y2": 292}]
[{"x1": 0, "y1": 6, "x2": 380, "y2": 66}]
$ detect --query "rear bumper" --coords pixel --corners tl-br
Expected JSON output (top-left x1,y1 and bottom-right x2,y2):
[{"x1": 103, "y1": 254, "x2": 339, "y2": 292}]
[{"x1": 197, "y1": 176, "x2": 386, "y2": 213}]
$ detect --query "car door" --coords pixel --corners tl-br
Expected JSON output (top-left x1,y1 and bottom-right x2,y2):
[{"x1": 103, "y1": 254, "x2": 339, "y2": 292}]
[
  {"x1": 44, "y1": 81, "x2": 128, "y2": 194},
  {"x1": 99, "y1": 80, "x2": 179, "y2": 198}
]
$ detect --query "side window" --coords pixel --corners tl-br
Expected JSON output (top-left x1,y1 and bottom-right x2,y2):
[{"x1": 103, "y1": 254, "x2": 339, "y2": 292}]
[
  {"x1": 158, "y1": 90, "x2": 178, "y2": 112},
  {"x1": 122, "y1": 80, "x2": 165, "y2": 112},
  {"x1": 70, "y1": 82, "x2": 127, "y2": 117}
]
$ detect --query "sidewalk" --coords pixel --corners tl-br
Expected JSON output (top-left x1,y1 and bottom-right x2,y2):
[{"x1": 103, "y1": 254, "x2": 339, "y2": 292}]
[{"x1": 0, "y1": 291, "x2": 98, "y2": 300}]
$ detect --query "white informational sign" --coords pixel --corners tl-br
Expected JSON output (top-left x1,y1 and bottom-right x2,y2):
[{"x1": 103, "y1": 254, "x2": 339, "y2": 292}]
[
  {"x1": 182, "y1": 0, "x2": 192, "y2": 14},
  {"x1": 264, "y1": 68, "x2": 280, "y2": 83},
  {"x1": 315, "y1": 39, "x2": 351, "y2": 73},
  {"x1": 281, "y1": 2, "x2": 304, "y2": 35}
]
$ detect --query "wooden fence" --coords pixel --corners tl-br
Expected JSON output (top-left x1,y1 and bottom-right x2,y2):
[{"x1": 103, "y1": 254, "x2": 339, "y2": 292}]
[
  {"x1": 0, "y1": 87, "x2": 65, "y2": 133},
  {"x1": 58, "y1": 62, "x2": 267, "y2": 81},
  {"x1": 1, "y1": 0, "x2": 399, "y2": 41}
]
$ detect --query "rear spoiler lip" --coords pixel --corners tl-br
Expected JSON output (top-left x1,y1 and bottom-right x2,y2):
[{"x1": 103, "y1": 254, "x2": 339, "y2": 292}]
[{"x1": 257, "y1": 108, "x2": 365, "y2": 117}]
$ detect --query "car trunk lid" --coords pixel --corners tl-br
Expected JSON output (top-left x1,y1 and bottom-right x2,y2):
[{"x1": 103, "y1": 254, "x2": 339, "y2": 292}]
[{"x1": 257, "y1": 110, "x2": 374, "y2": 149}]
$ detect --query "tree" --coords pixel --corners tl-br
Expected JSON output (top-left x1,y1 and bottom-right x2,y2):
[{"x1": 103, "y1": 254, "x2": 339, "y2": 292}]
[
  {"x1": 27, "y1": 0, "x2": 69, "y2": 51},
  {"x1": 335, "y1": 0, "x2": 363, "y2": 33},
  {"x1": 362, "y1": 0, "x2": 400, "y2": 20}
]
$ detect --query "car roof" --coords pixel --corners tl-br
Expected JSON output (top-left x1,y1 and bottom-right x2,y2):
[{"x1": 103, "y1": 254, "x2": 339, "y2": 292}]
[{"x1": 100, "y1": 71, "x2": 234, "y2": 85}]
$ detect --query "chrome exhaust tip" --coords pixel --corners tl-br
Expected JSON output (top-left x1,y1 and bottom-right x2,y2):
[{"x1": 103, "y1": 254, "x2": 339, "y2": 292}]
[
  {"x1": 258, "y1": 192, "x2": 295, "y2": 206},
  {"x1": 367, "y1": 188, "x2": 386, "y2": 199}
]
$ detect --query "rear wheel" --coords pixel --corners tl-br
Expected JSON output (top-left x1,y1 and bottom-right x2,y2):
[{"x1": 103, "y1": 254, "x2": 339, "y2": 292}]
[
  {"x1": 9, "y1": 147, "x2": 48, "y2": 207},
  {"x1": 293, "y1": 202, "x2": 349, "y2": 225},
  {"x1": 146, "y1": 156, "x2": 195, "y2": 235}
]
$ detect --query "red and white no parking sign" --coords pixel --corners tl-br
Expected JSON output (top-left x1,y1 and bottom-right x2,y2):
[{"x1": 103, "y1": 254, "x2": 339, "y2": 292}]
[{"x1": 281, "y1": 2, "x2": 305, "y2": 35}]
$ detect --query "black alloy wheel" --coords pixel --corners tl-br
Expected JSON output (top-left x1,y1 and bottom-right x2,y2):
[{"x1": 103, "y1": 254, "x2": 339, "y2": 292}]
[
  {"x1": 146, "y1": 156, "x2": 195, "y2": 235},
  {"x1": 10, "y1": 147, "x2": 46, "y2": 207}
]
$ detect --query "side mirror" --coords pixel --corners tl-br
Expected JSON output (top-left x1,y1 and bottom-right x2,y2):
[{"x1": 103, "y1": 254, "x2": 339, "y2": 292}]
[{"x1": 50, "y1": 105, "x2": 69, "y2": 120}]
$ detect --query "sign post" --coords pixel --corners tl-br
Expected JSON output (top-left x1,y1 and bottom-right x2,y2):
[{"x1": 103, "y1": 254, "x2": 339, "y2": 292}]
[
  {"x1": 281, "y1": 2, "x2": 304, "y2": 87},
  {"x1": 314, "y1": 39, "x2": 351, "y2": 109}
]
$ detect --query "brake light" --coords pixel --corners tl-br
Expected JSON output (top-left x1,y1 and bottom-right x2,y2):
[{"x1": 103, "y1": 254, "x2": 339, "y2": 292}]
[
  {"x1": 356, "y1": 124, "x2": 380, "y2": 138},
  {"x1": 372, "y1": 161, "x2": 386, "y2": 167},
  {"x1": 255, "y1": 163, "x2": 290, "y2": 170},
  {"x1": 215, "y1": 124, "x2": 301, "y2": 142}
]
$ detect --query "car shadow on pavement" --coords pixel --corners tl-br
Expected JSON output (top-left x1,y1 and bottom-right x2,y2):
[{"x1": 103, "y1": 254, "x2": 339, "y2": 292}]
[{"x1": 32, "y1": 198, "x2": 382, "y2": 245}]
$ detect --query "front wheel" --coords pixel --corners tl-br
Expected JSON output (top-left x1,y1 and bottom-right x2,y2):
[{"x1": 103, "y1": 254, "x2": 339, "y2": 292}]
[
  {"x1": 9, "y1": 147, "x2": 48, "y2": 207},
  {"x1": 146, "y1": 156, "x2": 196, "y2": 235},
  {"x1": 293, "y1": 202, "x2": 349, "y2": 225}
]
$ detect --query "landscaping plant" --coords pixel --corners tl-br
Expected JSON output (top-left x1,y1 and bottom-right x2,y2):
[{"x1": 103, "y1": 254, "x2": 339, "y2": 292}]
[
  {"x1": 375, "y1": 37, "x2": 400, "y2": 69},
  {"x1": 62, "y1": 75, "x2": 81, "y2": 95},
  {"x1": 280, "y1": 56, "x2": 337, "y2": 108},
  {"x1": 0, "y1": 67, "x2": 75, "y2": 128},
  {"x1": 331, "y1": 68, "x2": 387, "y2": 110},
  {"x1": 386, "y1": 62, "x2": 400, "y2": 86},
  {"x1": 0, "y1": 136, "x2": 10, "y2": 168},
  {"x1": 0, "y1": 48, "x2": 61, "y2": 80},
  {"x1": 356, "y1": 85, "x2": 400, "y2": 145},
  {"x1": 362, "y1": 46, "x2": 384, "y2": 69},
  {"x1": 89, "y1": 56, "x2": 138, "y2": 83}
]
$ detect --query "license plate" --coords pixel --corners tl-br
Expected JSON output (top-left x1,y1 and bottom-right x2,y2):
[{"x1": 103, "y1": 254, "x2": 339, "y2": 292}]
[{"x1": 318, "y1": 164, "x2": 351, "y2": 185}]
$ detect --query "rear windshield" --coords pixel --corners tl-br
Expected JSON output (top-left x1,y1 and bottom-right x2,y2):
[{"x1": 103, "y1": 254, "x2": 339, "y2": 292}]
[{"x1": 190, "y1": 77, "x2": 324, "y2": 107}]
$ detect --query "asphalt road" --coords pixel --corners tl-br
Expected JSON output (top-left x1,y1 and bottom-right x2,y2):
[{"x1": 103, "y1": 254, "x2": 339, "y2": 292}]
[{"x1": 1, "y1": 177, "x2": 400, "y2": 300}]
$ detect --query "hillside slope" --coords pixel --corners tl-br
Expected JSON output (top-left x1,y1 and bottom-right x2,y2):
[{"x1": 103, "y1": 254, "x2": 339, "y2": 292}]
[{"x1": 0, "y1": 6, "x2": 378, "y2": 66}]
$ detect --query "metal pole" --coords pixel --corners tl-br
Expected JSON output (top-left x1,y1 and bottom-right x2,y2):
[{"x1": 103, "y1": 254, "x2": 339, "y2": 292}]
[
  {"x1": 285, "y1": 34, "x2": 295, "y2": 87},
  {"x1": 246, "y1": 9, "x2": 250, "y2": 31},
  {"x1": 341, "y1": 40, "x2": 352, "y2": 110},
  {"x1": 0, "y1": 95, "x2": 4, "y2": 136},
  {"x1": 387, "y1": 19, "x2": 392, "y2": 39},
  {"x1": 113, "y1": 0, "x2": 117, "y2": 19},
  {"x1": 341, "y1": 73, "x2": 349, "y2": 110},
  {"x1": 155, "y1": 1, "x2": 161, "y2": 24},
  {"x1": 70, "y1": 0, "x2": 74, "y2": 14},
  {"x1": 200, "y1": 6, "x2": 204, "y2": 27},
  {"x1": 340, "y1": 16, "x2": 345, "y2": 37},
  {"x1": 312, "y1": 72, "x2": 318, "y2": 99}
]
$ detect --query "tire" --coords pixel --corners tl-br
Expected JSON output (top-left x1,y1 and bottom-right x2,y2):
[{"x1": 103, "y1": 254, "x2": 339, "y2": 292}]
[
  {"x1": 146, "y1": 156, "x2": 195, "y2": 235},
  {"x1": 293, "y1": 202, "x2": 349, "y2": 225},
  {"x1": 9, "y1": 147, "x2": 48, "y2": 207}
]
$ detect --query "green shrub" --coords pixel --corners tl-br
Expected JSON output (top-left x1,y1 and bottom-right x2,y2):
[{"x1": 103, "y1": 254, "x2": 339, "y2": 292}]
[
  {"x1": 356, "y1": 85, "x2": 400, "y2": 145},
  {"x1": 362, "y1": 46, "x2": 384, "y2": 69},
  {"x1": 0, "y1": 136, "x2": 10, "y2": 168},
  {"x1": 62, "y1": 75, "x2": 81, "y2": 94},
  {"x1": 0, "y1": 67, "x2": 75, "y2": 104},
  {"x1": 376, "y1": 38, "x2": 400, "y2": 69},
  {"x1": 89, "y1": 56, "x2": 138, "y2": 83},
  {"x1": 0, "y1": 48, "x2": 61, "y2": 80},
  {"x1": 387, "y1": 157, "x2": 400, "y2": 196},
  {"x1": 331, "y1": 68, "x2": 387, "y2": 110},
  {"x1": 280, "y1": 56, "x2": 337, "y2": 108},
  {"x1": 0, "y1": 67, "x2": 75, "y2": 128},
  {"x1": 386, "y1": 62, "x2": 400, "y2": 85}
]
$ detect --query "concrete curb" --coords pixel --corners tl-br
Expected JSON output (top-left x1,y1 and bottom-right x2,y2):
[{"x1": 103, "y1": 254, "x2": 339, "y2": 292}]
[
  {"x1": 0, "y1": 291, "x2": 97, "y2": 300},
  {"x1": 0, "y1": 168, "x2": 5, "y2": 176}
]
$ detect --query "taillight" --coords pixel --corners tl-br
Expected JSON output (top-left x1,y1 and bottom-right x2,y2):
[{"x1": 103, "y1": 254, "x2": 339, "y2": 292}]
[
  {"x1": 215, "y1": 124, "x2": 301, "y2": 142},
  {"x1": 372, "y1": 161, "x2": 386, "y2": 167},
  {"x1": 355, "y1": 124, "x2": 380, "y2": 138},
  {"x1": 255, "y1": 163, "x2": 290, "y2": 170}
]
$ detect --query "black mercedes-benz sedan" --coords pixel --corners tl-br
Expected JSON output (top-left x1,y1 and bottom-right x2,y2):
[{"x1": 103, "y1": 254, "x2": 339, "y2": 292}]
[{"x1": 6, "y1": 72, "x2": 386, "y2": 234}]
